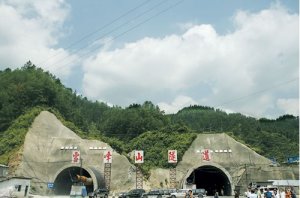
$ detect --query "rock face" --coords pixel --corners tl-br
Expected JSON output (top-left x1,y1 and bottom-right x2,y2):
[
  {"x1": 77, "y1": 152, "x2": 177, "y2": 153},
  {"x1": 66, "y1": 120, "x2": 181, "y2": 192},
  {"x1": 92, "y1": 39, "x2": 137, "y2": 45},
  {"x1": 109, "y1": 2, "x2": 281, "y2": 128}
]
[
  {"x1": 15, "y1": 111, "x2": 299, "y2": 196},
  {"x1": 16, "y1": 111, "x2": 141, "y2": 195},
  {"x1": 149, "y1": 133, "x2": 298, "y2": 194}
]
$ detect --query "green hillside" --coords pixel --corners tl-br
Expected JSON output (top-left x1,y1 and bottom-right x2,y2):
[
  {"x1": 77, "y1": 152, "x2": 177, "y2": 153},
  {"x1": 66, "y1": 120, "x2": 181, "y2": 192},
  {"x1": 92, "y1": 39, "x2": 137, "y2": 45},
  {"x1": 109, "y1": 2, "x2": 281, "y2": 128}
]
[
  {"x1": 0, "y1": 62, "x2": 298, "y2": 169},
  {"x1": 170, "y1": 106, "x2": 299, "y2": 162}
]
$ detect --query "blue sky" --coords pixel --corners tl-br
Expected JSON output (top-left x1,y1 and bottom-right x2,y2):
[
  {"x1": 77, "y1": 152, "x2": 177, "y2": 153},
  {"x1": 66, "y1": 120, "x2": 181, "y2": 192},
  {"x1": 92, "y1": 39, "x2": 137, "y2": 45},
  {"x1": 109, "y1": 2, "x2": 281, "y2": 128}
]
[{"x1": 0, "y1": 0, "x2": 299, "y2": 118}]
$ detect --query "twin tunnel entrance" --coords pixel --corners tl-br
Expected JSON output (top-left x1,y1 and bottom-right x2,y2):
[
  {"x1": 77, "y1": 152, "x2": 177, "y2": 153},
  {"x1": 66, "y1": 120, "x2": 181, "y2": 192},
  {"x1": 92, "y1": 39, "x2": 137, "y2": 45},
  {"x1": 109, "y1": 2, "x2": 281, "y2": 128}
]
[
  {"x1": 53, "y1": 165, "x2": 231, "y2": 196},
  {"x1": 185, "y1": 165, "x2": 232, "y2": 196}
]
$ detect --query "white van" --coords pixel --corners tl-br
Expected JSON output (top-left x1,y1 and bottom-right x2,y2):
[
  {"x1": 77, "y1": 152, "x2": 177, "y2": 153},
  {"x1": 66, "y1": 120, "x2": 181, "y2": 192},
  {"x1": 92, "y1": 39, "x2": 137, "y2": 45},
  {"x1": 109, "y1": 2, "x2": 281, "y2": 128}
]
[
  {"x1": 70, "y1": 184, "x2": 87, "y2": 198},
  {"x1": 170, "y1": 189, "x2": 190, "y2": 198}
]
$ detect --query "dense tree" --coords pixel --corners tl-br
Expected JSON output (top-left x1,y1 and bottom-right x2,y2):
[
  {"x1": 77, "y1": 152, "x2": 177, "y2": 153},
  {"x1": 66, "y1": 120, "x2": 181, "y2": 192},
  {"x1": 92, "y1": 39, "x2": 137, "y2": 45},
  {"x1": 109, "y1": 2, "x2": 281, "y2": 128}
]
[
  {"x1": 127, "y1": 129, "x2": 197, "y2": 175},
  {"x1": 0, "y1": 62, "x2": 111, "y2": 134},
  {"x1": 0, "y1": 63, "x2": 298, "y2": 166},
  {"x1": 100, "y1": 101, "x2": 169, "y2": 140}
]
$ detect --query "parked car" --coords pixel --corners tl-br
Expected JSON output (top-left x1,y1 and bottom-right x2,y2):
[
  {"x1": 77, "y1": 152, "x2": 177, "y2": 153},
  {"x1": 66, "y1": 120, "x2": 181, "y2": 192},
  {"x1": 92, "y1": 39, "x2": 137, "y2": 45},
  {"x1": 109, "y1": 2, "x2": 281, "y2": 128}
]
[
  {"x1": 192, "y1": 189, "x2": 206, "y2": 198},
  {"x1": 142, "y1": 189, "x2": 177, "y2": 198},
  {"x1": 142, "y1": 190, "x2": 162, "y2": 198},
  {"x1": 88, "y1": 188, "x2": 109, "y2": 198},
  {"x1": 170, "y1": 189, "x2": 189, "y2": 198},
  {"x1": 126, "y1": 189, "x2": 146, "y2": 198},
  {"x1": 161, "y1": 189, "x2": 177, "y2": 198}
]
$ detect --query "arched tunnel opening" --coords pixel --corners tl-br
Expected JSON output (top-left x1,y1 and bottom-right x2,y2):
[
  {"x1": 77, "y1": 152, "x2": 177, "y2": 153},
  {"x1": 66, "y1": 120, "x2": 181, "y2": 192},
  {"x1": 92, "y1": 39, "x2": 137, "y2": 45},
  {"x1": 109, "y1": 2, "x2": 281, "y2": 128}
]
[
  {"x1": 186, "y1": 165, "x2": 231, "y2": 196},
  {"x1": 53, "y1": 167, "x2": 94, "y2": 195}
]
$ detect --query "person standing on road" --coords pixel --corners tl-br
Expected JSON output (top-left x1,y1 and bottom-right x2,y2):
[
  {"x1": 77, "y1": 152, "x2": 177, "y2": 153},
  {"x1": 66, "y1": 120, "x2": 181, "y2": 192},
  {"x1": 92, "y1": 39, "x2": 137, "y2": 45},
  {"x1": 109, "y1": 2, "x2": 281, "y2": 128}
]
[
  {"x1": 234, "y1": 190, "x2": 239, "y2": 198},
  {"x1": 285, "y1": 188, "x2": 292, "y2": 198},
  {"x1": 246, "y1": 188, "x2": 252, "y2": 198},
  {"x1": 185, "y1": 190, "x2": 193, "y2": 198},
  {"x1": 214, "y1": 191, "x2": 219, "y2": 198},
  {"x1": 257, "y1": 188, "x2": 264, "y2": 198},
  {"x1": 274, "y1": 189, "x2": 280, "y2": 198},
  {"x1": 265, "y1": 188, "x2": 274, "y2": 198},
  {"x1": 290, "y1": 187, "x2": 296, "y2": 198},
  {"x1": 249, "y1": 189, "x2": 258, "y2": 198},
  {"x1": 280, "y1": 188, "x2": 286, "y2": 198}
]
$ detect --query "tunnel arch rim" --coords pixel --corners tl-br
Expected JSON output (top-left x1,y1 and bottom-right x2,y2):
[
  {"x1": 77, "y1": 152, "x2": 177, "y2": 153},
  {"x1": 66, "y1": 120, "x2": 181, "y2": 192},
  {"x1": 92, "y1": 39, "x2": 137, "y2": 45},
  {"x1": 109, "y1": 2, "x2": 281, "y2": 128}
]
[
  {"x1": 51, "y1": 164, "x2": 99, "y2": 191},
  {"x1": 181, "y1": 162, "x2": 233, "y2": 195}
]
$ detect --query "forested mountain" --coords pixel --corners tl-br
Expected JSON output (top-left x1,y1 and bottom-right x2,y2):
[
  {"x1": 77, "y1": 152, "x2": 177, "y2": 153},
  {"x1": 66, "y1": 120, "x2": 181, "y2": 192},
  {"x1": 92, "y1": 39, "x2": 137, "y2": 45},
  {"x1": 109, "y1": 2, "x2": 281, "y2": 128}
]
[
  {"x1": 0, "y1": 62, "x2": 298, "y2": 169},
  {"x1": 170, "y1": 106, "x2": 299, "y2": 163}
]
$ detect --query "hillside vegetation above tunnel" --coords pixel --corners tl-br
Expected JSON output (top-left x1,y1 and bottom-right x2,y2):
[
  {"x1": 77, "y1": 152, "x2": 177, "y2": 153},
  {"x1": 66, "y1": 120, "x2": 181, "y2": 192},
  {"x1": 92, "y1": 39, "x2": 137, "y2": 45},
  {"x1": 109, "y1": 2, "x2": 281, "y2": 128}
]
[{"x1": 0, "y1": 62, "x2": 298, "y2": 170}]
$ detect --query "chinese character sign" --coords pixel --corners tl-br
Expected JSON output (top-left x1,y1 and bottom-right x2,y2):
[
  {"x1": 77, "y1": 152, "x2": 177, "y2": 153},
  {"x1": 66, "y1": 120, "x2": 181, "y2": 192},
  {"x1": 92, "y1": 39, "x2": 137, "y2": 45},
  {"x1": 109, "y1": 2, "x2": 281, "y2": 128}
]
[
  {"x1": 104, "y1": 150, "x2": 112, "y2": 163},
  {"x1": 168, "y1": 150, "x2": 177, "y2": 163},
  {"x1": 72, "y1": 150, "x2": 80, "y2": 163},
  {"x1": 201, "y1": 149, "x2": 211, "y2": 161},
  {"x1": 135, "y1": 150, "x2": 144, "y2": 163}
]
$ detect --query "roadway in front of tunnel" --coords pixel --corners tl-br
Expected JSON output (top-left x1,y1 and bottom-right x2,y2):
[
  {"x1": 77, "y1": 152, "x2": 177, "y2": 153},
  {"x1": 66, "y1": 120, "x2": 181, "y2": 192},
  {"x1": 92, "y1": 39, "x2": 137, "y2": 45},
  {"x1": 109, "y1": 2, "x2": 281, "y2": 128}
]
[{"x1": 30, "y1": 196, "x2": 235, "y2": 198}]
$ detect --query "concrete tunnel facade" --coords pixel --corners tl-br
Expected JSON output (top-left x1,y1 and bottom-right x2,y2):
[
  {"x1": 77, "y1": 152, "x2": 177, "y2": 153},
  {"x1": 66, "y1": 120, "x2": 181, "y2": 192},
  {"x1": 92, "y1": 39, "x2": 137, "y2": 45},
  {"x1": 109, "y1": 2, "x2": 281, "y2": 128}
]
[
  {"x1": 14, "y1": 111, "x2": 299, "y2": 195},
  {"x1": 51, "y1": 164, "x2": 104, "y2": 195},
  {"x1": 15, "y1": 111, "x2": 138, "y2": 195},
  {"x1": 182, "y1": 163, "x2": 233, "y2": 196}
]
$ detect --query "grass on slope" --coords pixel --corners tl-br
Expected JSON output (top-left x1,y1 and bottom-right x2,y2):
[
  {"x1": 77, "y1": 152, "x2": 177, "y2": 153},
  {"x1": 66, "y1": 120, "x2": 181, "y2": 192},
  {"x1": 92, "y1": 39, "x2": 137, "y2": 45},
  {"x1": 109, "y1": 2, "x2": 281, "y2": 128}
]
[{"x1": 0, "y1": 106, "x2": 88, "y2": 165}]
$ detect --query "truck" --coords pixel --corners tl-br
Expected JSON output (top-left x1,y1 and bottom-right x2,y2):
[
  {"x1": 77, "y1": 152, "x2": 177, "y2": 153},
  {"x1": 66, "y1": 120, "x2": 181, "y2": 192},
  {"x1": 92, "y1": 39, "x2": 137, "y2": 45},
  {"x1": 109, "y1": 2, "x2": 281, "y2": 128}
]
[
  {"x1": 88, "y1": 188, "x2": 109, "y2": 198},
  {"x1": 70, "y1": 184, "x2": 88, "y2": 198}
]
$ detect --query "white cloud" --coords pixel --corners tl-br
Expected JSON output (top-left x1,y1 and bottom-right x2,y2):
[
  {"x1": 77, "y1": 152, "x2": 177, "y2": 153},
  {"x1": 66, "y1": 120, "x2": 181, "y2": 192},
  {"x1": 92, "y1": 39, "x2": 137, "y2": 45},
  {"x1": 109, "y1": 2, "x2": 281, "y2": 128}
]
[
  {"x1": 158, "y1": 95, "x2": 198, "y2": 114},
  {"x1": 177, "y1": 22, "x2": 198, "y2": 31},
  {"x1": 82, "y1": 5, "x2": 298, "y2": 118},
  {"x1": 277, "y1": 98, "x2": 299, "y2": 116},
  {"x1": 0, "y1": 0, "x2": 77, "y2": 78}
]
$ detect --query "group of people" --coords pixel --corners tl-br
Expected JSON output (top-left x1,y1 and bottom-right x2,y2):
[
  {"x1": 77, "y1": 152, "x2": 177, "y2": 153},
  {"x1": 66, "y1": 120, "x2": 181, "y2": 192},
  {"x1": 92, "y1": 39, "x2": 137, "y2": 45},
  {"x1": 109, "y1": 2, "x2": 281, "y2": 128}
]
[
  {"x1": 245, "y1": 187, "x2": 297, "y2": 198},
  {"x1": 184, "y1": 190, "x2": 208, "y2": 198},
  {"x1": 184, "y1": 189, "x2": 219, "y2": 198}
]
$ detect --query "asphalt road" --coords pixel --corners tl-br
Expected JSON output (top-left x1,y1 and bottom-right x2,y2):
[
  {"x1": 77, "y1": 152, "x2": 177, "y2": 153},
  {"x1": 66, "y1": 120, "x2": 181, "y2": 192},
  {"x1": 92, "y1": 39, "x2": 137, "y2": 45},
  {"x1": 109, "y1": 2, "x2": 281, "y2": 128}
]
[{"x1": 30, "y1": 196, "x2": 236, "y2": 198}]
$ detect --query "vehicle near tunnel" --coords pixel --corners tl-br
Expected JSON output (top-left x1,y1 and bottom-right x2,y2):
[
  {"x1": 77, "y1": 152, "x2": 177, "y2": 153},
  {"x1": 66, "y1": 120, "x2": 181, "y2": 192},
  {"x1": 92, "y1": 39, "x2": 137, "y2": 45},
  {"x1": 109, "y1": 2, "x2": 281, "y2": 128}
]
[
  {"x1": 192, "y1": 189, "x2": 207, "y2": 198},
  {"x1": 170, "y1": 189, "x2": 189, "y2": 198},
  {"x1": 88, "y1": 188, "x2": 109, "y2": 198},
  {"x1": 70, "y1": 184, "x2": 87, "y2": 198},
  {"x1": 126, "y1": 189, "x2": 146, "y2": 198},
  {"x1": 142, "y1": 189, "x2": 164, "y2": 198},
  {"x1": 162, "y1": 189, "x2": 177, "y2": 198}
]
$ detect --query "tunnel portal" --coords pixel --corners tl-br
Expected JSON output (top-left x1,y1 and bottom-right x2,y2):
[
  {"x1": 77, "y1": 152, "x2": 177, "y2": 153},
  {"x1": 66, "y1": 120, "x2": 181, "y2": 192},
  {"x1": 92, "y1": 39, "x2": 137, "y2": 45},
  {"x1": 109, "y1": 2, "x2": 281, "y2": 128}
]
[
  {"x1": 186, "y1": 165, "x2": 231, "y2": 196},
  {"x1": 53, "y1": 167, "x2": 94, "y2": 195}
]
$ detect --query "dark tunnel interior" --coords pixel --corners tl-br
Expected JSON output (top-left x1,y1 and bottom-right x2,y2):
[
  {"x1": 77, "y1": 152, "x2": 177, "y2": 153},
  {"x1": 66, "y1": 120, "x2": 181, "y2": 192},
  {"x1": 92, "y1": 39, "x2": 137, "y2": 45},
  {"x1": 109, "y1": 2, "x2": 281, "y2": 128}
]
[
  {"x1": 186, "y1": 165, "x2": 231, "y2": 196},
  {"x1": 53, "y1": 167, "x2": 94, "y2": 195}
]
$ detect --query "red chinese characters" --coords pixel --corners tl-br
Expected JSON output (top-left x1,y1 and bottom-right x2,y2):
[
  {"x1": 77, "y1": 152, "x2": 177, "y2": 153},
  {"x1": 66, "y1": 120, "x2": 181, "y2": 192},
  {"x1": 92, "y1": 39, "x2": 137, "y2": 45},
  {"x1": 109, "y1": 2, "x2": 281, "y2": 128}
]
[
  {"x1": 168, "y1": 150, "x2": 177, "y2": 163},
  {"x1": 72, "y1": 150, "x2": 80, "y2": 163},
  {"x1": 135, "y1": 150, "x2": 144, "y2": 163},
  {"x1": 104, "y1": 150, "x2": 112, "y2": 163},
  {"x1": 201, "y1": 149, "x2": 211, "y2": 161}
]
